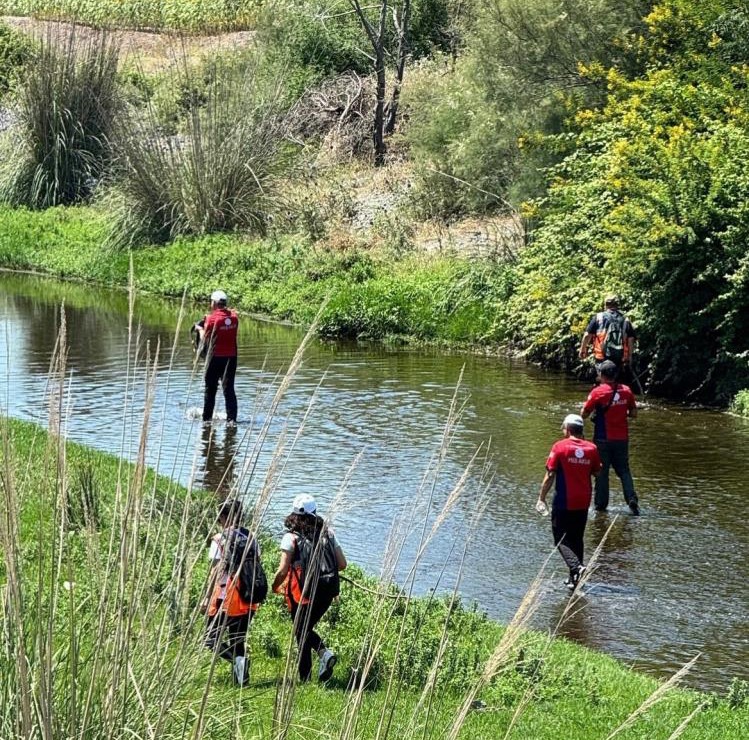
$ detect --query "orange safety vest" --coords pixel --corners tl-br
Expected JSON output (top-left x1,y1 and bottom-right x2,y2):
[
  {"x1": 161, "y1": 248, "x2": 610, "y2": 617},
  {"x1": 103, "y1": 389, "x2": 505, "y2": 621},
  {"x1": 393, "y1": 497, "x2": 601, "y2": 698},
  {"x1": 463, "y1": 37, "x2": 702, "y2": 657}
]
[
  {"x1": 591, "y1": 311, "x2": 631, "y2": 362},
  {"x1": 207, "y1": 534, "x2": 260, "y2": 617}
]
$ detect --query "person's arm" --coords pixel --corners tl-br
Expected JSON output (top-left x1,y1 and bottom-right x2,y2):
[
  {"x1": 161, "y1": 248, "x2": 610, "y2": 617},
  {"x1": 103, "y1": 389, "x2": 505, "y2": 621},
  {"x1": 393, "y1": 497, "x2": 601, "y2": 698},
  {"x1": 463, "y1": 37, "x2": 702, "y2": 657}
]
[
  {"x1": 272, "y1": 550, "x2": 292, "y2": 593},
  {"x1": 628, "y1": 392, "x2": 638, "y2": 419},
  {"x1": 536, "y1": 469, "x2": 555, "y2": 515},
  {"x1": 579, "y1": 333, "x2": 593, "y2": 360},
  {"x1": 625, "y1": 335, "x2": 635, "y2": 364},
  {"x1": 196, "y1": 315, "x2": 209, "y2": 342},
  {"x1": 335, "y1": 545, "x2": 347, "y2": 571}
]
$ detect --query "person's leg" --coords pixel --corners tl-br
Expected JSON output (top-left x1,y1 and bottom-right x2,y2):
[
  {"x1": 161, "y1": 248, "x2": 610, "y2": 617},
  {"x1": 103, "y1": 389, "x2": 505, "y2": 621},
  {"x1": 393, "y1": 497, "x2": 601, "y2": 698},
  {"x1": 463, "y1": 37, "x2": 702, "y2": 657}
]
[
  {"x1": 291, "y1": 591, "x2": 334, "y2": 681},
  {"x1": 221, "y1": 356, "x2": 238, "y2": 423},
  {"x1": 551, "y1": 510, "x2": 582, "y2": 575},
  {"x1": 205, "y1": 612, "x2": 250, "y2": 662},
  {"x1": 203, "y1": 357, "x2": 222, "y2": 422},
  {"x1": 567, "y1": 509, "x2": 588, "y2": 566},
  {"x1": 594, "y1": 441, "x2": 611, "y2": 510},
  {"x1": 610, "y1": 440, "x2": 637, "y2": 505}
]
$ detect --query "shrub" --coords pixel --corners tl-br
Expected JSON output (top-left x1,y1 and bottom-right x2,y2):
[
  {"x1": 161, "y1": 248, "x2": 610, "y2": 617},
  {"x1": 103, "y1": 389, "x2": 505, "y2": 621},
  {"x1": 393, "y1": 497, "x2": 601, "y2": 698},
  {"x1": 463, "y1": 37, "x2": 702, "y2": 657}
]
[
  {"x1": 0, "y1": 26, "x2": 120, "y2": 208},
  {"x1": 112, "y1": 60, "x2": 294, "y2": 246},
  {"x1": 406, "y1": 0, "x2": 650, "y2": 218},
  {"x1": 0, "y1": 20, "x2": 32, "y2": 100},
  {"x1": 730, "y1": 390, "x2": 749, "y2": 417}
]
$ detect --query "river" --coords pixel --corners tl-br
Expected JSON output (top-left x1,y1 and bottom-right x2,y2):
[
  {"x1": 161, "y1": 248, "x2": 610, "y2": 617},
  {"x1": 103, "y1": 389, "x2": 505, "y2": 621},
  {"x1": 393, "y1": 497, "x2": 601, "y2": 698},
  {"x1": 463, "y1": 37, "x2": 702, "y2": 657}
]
[{"x1": 1, "y1": 271, "x2": 747, "y2": 693}]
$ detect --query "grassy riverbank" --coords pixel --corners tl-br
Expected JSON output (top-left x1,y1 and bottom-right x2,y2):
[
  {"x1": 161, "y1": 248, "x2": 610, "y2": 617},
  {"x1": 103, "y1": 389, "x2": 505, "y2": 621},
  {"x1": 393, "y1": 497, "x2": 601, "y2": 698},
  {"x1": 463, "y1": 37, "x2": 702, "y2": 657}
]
[
  {"x1": 0, "y1": 204, "x2": 511, "y2": 345},
  {"x1": 2, "y1": 412, "x2": 748, "y2": 738}
]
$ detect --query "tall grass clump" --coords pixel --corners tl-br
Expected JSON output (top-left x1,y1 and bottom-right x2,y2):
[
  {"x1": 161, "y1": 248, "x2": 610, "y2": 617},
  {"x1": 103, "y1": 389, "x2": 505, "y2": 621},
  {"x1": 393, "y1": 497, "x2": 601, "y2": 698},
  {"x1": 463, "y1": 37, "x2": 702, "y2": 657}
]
[
  {"x1": 112, "y1": 59, "x2": 293, "y2": 247},
  {"x1": 0, "y1": 25, "x2": 120, "y2": 208}
]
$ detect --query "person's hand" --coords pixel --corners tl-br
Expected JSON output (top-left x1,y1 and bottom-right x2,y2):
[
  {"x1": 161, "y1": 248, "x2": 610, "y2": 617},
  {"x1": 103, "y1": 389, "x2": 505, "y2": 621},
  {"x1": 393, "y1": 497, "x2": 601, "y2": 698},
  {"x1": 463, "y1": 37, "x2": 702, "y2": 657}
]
[{"x1": 535, "y1": 500, "x2": 549, "y2": 517}]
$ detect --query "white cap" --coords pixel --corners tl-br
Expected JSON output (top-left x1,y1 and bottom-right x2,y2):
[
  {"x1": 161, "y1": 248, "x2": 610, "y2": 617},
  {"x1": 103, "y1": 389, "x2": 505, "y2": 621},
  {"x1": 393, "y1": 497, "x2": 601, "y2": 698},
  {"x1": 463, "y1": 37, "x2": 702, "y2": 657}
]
[
  {"x1": 291, "y1": 493, "x2": 317, "y2": 515},
  {"x1": 562, "y1": 413, "x2": 584, "y2": 428},
  {"x1": 210, "y1": 290, "x2": 228, "y2": 303}
]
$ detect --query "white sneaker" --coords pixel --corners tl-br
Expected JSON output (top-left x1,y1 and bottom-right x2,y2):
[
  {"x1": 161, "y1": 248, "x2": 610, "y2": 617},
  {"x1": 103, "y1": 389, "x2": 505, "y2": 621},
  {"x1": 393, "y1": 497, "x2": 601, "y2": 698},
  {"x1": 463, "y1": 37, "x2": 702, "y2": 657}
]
[
  {"x1": 233, "y1": 656, "x2": 248, "y2": 686},
  {"x1": 318, "y1": 649, "x2": 337, "y2": 682}
]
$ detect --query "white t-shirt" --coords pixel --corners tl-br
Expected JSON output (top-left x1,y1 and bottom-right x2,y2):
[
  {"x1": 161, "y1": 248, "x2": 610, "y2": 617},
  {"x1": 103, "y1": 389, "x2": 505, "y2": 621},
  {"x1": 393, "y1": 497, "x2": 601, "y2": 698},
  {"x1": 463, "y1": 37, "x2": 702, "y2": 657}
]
[
  {"x1": 208, "y1": 530, "x2": 261, "y2": 598},
  {"x1": 281, "y1": 528, "x2": 338, "y2": 553}
]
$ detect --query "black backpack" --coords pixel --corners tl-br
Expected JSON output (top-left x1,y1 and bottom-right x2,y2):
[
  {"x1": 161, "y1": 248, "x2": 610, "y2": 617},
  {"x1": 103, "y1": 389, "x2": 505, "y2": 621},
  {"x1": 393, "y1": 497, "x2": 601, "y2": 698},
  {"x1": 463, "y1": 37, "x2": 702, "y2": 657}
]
[
  {"x1": 223, "y1": 527, "x2": 268, "y2": 604},
  {"x1": 293, "y1": 531, "x2": 340, "y2": 598},
  {"x1": 599, "y1": 310, "x2": 625, "y2": 363}
]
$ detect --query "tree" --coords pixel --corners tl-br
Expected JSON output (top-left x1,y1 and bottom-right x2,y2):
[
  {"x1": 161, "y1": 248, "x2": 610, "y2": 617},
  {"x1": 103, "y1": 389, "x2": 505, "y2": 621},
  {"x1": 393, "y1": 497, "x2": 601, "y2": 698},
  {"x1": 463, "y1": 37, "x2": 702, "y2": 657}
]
[{"x1": 348, "y1": 0, "x2": 412, "y2": 165}]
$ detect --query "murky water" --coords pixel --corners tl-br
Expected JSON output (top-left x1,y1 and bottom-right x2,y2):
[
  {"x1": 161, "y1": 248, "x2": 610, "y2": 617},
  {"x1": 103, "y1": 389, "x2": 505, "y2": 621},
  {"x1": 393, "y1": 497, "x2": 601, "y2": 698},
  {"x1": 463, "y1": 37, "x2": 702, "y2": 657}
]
[{"x1": 1, "y1": 271, "x2": 747, "y2": 693}]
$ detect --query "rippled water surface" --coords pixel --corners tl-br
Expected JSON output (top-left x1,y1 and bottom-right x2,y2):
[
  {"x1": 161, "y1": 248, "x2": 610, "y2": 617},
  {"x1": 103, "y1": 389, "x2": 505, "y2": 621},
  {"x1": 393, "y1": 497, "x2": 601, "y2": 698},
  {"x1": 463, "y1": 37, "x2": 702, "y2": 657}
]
[{"x1": 1, "y1": 272, "x2": 747, "y2": 693}]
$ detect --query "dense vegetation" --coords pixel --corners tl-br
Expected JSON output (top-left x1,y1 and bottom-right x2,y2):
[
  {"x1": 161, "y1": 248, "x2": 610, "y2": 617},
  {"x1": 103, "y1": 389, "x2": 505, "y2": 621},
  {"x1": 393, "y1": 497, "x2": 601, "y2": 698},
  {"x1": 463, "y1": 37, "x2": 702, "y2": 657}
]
[
  {"x1": 0, "y1": 0, "x2": 259, "y2": 32},
  {"x1": 1, "y1": 1, "x2": 749, "y2": 406}
]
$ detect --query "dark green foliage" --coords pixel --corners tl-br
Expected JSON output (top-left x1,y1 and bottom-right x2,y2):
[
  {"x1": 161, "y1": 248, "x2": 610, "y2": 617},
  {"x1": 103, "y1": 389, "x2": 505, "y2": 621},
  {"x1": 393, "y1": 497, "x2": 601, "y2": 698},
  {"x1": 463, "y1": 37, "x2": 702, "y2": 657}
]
[
  {"x1": 406, "y1": 0, "x2": 650, "y2": 217},
  {"x1": 0, "y1": 27, "x2": 120, "y2": 208},
  {"x1": 507, "y1": 1, "x2": 749, "y2": 401},
  {"x1": 0, "y1": 20, "x2": 32, "y2": 99},
  {"x1": 256, "y1": 0, "x2": 456, "y2": 92}
]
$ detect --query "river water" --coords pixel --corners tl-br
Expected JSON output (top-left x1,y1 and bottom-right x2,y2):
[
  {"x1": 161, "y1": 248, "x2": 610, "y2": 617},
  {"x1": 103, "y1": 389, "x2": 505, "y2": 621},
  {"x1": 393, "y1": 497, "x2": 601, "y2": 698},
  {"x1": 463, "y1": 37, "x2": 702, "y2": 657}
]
[{"x1": 1, "y1": 271, "x2": 747, "y2": 693}]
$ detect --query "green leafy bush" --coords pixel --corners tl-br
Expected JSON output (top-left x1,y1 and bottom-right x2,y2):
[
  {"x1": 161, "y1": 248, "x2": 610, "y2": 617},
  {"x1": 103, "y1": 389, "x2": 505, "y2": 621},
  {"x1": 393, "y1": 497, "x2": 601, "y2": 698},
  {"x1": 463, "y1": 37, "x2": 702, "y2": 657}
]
[
  {"x1": 0, "y1": 20, "x2": 32, "y2": 100},
  {"x1": 730, "y1": 390, "x2": 749, "y2": 417},
  {"x1": 406, "y1": 0, "x2": 649, "y2": 218},
  {"x1": 506, "y1": 1, "x2": 749, "y2": 401}
]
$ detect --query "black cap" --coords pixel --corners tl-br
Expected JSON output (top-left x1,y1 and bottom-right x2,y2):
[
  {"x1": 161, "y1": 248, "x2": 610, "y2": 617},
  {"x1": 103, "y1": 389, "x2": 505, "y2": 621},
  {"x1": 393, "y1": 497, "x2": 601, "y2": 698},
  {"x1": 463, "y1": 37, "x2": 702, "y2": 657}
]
[{"x1": 598, "y1": 360, "x2": 618, "y2": 379}]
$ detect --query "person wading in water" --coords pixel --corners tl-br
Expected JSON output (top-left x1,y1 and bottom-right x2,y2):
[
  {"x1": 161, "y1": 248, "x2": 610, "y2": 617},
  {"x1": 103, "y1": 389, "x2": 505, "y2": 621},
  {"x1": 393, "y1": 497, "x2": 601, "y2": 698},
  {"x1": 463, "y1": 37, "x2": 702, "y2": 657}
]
[
  {"x1": 581, "y1": 360, "x2": 640, "y2": 515},
  {"x1": 536, "y1": 414, "x2": 602, "y2": 590},
  {"x1": 195, "y1": 290, "x2": 239, "y2": 425},
  {"x1": 579, "y1": 295, "x2": 637, "y2": 385}
]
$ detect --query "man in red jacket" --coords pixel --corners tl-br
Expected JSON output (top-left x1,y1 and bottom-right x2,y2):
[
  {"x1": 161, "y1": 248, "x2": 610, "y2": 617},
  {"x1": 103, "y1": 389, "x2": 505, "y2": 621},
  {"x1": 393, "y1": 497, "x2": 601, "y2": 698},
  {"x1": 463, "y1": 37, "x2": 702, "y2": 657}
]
[
  {"x1": 196, "y1": 290, "x2": 239, "y2": 424},
  {"x1": 537, "y1": 413, "x2": 602, "y2": 589},
  {"x1": 581, "y1": 360, "x2": 640, "y2": 514}
]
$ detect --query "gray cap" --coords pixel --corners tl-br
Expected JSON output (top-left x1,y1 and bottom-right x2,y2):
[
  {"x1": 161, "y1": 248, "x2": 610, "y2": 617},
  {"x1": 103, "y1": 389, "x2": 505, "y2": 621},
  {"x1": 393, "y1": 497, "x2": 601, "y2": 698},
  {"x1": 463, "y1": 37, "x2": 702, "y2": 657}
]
[
  {"x1": 598, "y1": 360, "x2": 619, "y2": 378},
  {"x1": 562, "y1": 413, "x2": 584, "y2": 428}
]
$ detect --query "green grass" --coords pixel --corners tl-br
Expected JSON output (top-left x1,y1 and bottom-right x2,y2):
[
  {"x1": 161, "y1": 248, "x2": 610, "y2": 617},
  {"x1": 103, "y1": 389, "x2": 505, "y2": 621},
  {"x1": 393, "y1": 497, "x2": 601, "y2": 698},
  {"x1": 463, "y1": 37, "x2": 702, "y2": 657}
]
[
  {"x1": 2, "y1": 414, "x2": 748, "y2": 738},
  {"x1": 0, "y1": 204, "x2": 512, "y2": 346},
  {"x1": 0, "y1": 0, "x2": 260, "y2": 32}
]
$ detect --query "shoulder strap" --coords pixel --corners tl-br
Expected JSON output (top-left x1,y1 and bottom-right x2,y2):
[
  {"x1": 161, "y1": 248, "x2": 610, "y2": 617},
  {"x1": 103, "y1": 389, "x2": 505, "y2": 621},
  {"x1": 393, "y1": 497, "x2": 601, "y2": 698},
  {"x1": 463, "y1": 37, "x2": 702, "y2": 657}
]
[{"x1": 600, "y1": 383, "x2": 618, "y2": 414}]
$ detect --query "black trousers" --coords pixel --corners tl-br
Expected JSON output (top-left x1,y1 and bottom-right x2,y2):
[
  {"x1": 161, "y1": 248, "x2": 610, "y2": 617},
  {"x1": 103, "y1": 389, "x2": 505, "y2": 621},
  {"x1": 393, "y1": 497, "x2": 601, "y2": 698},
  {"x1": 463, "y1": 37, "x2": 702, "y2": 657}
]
[
  {"x1": 203, "y1": 355, "x2": 238, "y2": 422},
  {"x1": 289, "y1": 587, "x2": 336, "y2": 681},
  {"x1": 204, "y1": 610, "x2": 251, "y2": 662},
  {"x1": 551, "y1": 508, "x2": 588, "y2": 575}
]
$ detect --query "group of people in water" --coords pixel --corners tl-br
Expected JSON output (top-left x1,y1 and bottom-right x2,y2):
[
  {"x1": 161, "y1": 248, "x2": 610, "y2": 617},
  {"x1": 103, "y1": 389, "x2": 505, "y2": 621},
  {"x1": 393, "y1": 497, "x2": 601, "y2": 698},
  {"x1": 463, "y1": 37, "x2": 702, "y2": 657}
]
[
  {"x1": 195, "y1": 289, "x2": 640, "y2": 685},
  {"x1": 537, "y1": 295, "x2": 640, "y2": 589}
]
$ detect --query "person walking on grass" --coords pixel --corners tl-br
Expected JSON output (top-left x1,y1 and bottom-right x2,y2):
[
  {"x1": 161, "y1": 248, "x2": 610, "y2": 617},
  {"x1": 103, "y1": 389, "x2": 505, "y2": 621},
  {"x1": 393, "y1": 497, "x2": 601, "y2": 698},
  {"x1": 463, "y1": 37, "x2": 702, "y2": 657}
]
[
  {"x1": 203, "y1": 500, "x2": 262, "y2": 687},
  {"x1": 195, "y1": 290, "x2": 239, "y2": 425},
  {"x1": 581, "y1": 360, "x2": 640, "y2": 515},
  {"x1": 272, "y1": 494, "x2": 347, "y2": 683},
  {"x1": 579, "y1": 295, "x2": 637, "y2": 383},
  {"x1": 537, "y1": 414, "x2": 602, "y2": 590}
]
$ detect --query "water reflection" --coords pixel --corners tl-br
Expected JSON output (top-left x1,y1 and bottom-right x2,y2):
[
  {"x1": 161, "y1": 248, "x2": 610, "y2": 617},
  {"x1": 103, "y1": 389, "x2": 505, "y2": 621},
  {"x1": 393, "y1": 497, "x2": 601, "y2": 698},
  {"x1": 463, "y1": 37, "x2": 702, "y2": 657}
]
[{"x1": 199, "y1": 423, "x2": 239, "y2": 496}]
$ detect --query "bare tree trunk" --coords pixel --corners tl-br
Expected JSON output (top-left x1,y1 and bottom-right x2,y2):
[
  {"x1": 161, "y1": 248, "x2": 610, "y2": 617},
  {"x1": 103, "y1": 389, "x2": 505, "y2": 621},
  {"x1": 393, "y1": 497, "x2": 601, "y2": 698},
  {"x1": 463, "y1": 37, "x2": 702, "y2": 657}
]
[
  {"x1": 374, "y1": 49, "x2": 387, "y2": 165},
  {"x1": 349, "y1": 0, "x2": 390, "y2": 167},
  {"x1": 385, "y1": 0, "x2": 410, "y2": 135}
]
